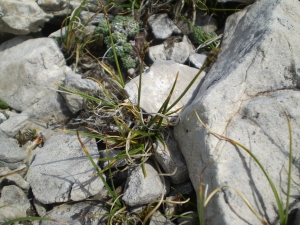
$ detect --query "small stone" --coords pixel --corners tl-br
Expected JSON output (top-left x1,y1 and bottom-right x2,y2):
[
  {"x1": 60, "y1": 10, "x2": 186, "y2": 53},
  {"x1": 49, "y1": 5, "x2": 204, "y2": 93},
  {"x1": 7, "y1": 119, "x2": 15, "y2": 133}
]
[
  {"x1": 189, "y1": 53, "x2": 207, "y2": 69},
  {"x1": 148, "y1": 14, "x2": 181, "y2": 40},
  {"x1": 0, "y1": 130, "x2": 27, "y2": 170},
  {"x1": 122, "y1": 161, "x2": 169, "y2": 207},
  {"x1": 40, "y1": 201, "x2": 108, "y2": 225},
  {"x1": 0, "y1": 185, "x2": 30, "y2": 223}
]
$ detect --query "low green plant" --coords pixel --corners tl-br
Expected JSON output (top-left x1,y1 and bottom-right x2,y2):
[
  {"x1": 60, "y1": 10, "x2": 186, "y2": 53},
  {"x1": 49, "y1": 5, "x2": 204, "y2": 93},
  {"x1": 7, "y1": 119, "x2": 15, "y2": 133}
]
[
  {"x1": 59, "y1": 0, "x2": 109, "y2": 70},
  {"x1": 195, "y1": 106, "x2": 293, "y2": 225},
  {"x1": 15, "y1": 129, "x2": 38, "y2": 146},
  {"x1": 0, "y1": 99, "x2": 9, "y2": 109},
  {"x1": 95, "y1": 15, "x2": 139, "y2": 70}
]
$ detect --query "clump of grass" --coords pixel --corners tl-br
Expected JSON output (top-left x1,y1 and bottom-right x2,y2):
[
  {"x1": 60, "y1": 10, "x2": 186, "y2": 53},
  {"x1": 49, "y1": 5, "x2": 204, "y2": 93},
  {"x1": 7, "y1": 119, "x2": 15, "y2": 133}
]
[{"x1": 194, "y1": 106, "x2": 293, "y2": 225}]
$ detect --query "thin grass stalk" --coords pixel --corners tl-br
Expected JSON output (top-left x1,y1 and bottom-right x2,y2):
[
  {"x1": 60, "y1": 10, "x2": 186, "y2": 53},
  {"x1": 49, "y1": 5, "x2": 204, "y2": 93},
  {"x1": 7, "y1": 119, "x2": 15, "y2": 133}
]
[
  {"x1": 167, "y1": 49, "x2": 218, "y2": 112},
  {"x1": 194, "y1": 110, "x2": 285, "y2": 224},
  {"x1": 283, "y1": 109, "x2": 292, "y2": 225},
  {"x1": 105, "y1": 16, "x2": 124, "y2": 88},
  {"x1": 142, "y1": 194, "x2": 164, "y2": 225},
  {"x1": 203, "y1": 186, "x2": 269, "y2": 225},
  {"x1": 137, "y1": 62, "x2": 143, "y2": 109},
  {"x1": 155, "y1": 73, "x2": 178, "y2": 130},
  {"x1": 76, "y1": 130, "x2": 121, "y2": 207},
  {"x1": 197, "y1": 160, "x2": 217, "y2": 225}
]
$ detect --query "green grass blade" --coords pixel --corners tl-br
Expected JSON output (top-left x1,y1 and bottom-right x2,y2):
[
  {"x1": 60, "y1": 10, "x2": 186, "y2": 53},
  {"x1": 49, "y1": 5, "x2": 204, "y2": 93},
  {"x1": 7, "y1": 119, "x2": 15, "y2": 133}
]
[
  {"x1": 105, "y1": 17, "x2": 124, "y2": 88},
  {"x1": 76, "y1": 130, "x2": 121, "y2": 207},
  {"x1": 282, "y1": 108, "x2": 292, "y2": 225},
  {"x1": 167, "y1": 49, "x2": 219, "y2": 112},
  {"x1": 57, "y1": 84, "x2": 116, "y2": 107},
  {"x1": 0, "y1": 99, "x2": 9, "y2": 109},
  {"x1": 194, "y1": 110, "x2": 285, "y2": 224}
]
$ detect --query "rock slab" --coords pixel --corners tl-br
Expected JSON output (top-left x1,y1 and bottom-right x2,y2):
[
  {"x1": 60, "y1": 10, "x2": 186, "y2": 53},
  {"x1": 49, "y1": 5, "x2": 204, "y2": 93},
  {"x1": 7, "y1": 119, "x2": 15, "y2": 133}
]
[
  {"x1": 175, "y1": 0, "x2": 300, "y2": 224},
  {"x1": 28, "y1": 132, "x2": 105, "y2": 204},
  {"x1": 125, "y1": 60, "x2": 205, "y2": 114}
]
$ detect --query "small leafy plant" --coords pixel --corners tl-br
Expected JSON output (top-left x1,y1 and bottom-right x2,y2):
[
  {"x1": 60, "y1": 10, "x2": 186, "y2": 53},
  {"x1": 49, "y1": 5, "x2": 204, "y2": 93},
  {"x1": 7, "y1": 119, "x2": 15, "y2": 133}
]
[{"x1": 95, "y1": 15, "x2": 140, "y2": 69}]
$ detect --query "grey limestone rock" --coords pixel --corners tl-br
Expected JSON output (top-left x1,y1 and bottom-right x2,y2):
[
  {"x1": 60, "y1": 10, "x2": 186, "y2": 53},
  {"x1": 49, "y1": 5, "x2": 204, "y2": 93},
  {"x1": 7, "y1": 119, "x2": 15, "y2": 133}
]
[
  {"x1": 0, "y1": 0, "x2": 47, "y2": 35},
  {"x1": 122, "y1": 162, "x2": 169, "y2": 207},
  {"x1": 148, "y1": 44, "x2": 167, "y2": 62},
  {"x1": 28, "y1": 132, "x2": 105, "y2": 204},
  {"x1": 0, "y1": 36, "x2": 32, "y2": 52},
  {"x1": 40, "y1": 201, "x2": 108, "y2": 225},
  {"x1": 149, "y1": 212, "x2": 175, "y2": 225},
  {"x1": 37, "y1": 0, "x2": 68, "y2": 11},
  {"x1": 174, "y1": 0, "x2": 300, "y2": 224},
  {"x1": 0, "y1": 166, "x2": 29, "y2": 190},
  {"x1": 148, "y1": 13, "x2": 181, "y2": 40},
  {"x1": 0, "y1": 112, "x2": 47, "y2": 138},
  {"x1": 125, "y1": 60, "x2": 205, "y2": 114},
  {"x1": 165, "y1": 35, "x2": 194, "y2": 64},
  {"x1": 61, "y1": 73, "x2": 102, "y2": 113},
  {"x1": 0, "y1": 130, "x2": 26, "y2": 170},
  {"x1": 189, "y1": 53, "x2": 207, "y2": 69},
  {"x1": 0, "y1": 38, "x2": 72, "y2": 125},
  {"x1": 154, "y1": 129, "x2": 188, "y2": 184},
  {"x1": 0, "y1": 185, "x2": 30, "y2": 223},
  {"x1": 0, "y1": 37, "x2": 66, "y2": 111}
]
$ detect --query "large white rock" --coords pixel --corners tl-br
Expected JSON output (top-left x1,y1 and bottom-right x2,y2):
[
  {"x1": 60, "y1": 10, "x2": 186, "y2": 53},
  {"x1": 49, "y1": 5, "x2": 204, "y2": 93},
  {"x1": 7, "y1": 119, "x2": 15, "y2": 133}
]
[
  {"x1": 0, "y1": 0, "x2": 47, "y2": 35},
  {"x1": 125, "y1": 60, "x2": 205, "y2": 114},
  {"x1": 28, "y1": 132, "x2": 105, "y2": 204},
  {"x1": 174, "y1": 0, "x2": 300, "y2": 224},
  {"x1": 0, "y1": 37, "x2": 71, "y2": 125},
  {"x1": 0, "y1": 38, "x2": 66, "y2": 111}
]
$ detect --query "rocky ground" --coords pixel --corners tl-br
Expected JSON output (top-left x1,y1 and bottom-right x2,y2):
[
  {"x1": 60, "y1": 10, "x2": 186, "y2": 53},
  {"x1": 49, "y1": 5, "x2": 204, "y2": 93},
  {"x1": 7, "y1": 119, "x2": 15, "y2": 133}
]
[{"x1": 1, "y1": 0, "x2": 300, "y2": 224}]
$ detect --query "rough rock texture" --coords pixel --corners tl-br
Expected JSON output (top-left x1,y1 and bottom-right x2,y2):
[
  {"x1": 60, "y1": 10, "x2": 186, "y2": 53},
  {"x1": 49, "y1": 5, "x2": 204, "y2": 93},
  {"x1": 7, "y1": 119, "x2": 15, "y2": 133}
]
[
  {"x1": 0, "y1": 38, "x2": 66, "y2": 111},
  {"x1": 122, "y1": 162, "x2": 168, "y2": 207},
  {"x1": 0, "y1": 0, "x2": 47, "y2": 35},
  {"x1": 0, "y1": 185, "x2": 30, "y2": 223},
  {"x1": 0, "y1": 38, "x2": 71, "y2": 124},
  {"x1": 0, "y1": 112, "x2": 47, "y2": 138},
  {"x1": 0, "y1": 36, "x2": 32, "y2": 52},
  {"x1": 174, "y1": 0, "x2": 300, "y2": 224},
  {"x1": 189, "y1": 53, "x2": 207, "y2": 69},
  {"x1": 61, "y1": 73, "x2": 102, "y2": 113},
  {"x1": 165, "y1": 36, "x2": 194, "y2": 64},
  {"x1": 149, "y1": 36, "x2": 194, "y2": 64},
  {"x1": 40, "y1": 202, "x2": 108, "y2": 225},
  {"x1": 125, "y1": 60, "x2": 205, "y2": 113},
  {"x1": 148, "y1": 44, "x2": 167, "y2": 62},
  {"x1": 37, "y1": 0, "x2": 68, "y2": 11},
  {"x1": 148, "y1": 13, "x2": 181, "y2": 40},
  {"x1": 149, "y1": 212, "x2": 175, "y2": 225},
  {"x1": 28, "y1": 132, "x2": 105, "y2": 204},
  {"x1": 0, "y1": 166, "x2": 30, "y2": 190},
  {"x1": 0, "y1": 130, "x2": 27, "y2": 170},
  {"x1": 154, "y1": 130, "x2": 188, "y2": 184}
]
